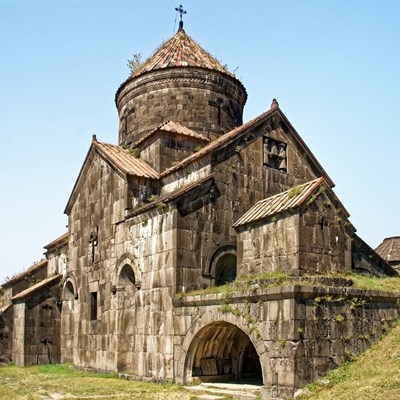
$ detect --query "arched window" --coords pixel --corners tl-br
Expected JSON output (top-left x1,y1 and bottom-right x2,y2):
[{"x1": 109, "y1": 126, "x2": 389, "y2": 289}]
[
  {"x1": 215, "y1": 254, "x2": 237, "y2": 286},
  {"x1": 62, "y1": 280, "x2": 77, "y2": 312},
  {"x1": 209, "y1": 246, "x2": 237, "y2": 286},
  {"x1": 118, "y1": 264, "x2": 136, "y2": 286}
]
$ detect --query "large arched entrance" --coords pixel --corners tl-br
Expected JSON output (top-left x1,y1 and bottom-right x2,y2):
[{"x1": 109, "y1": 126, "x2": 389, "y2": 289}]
[{"x1": 186, "y1": 321, "x2": 262, "y2": 384}]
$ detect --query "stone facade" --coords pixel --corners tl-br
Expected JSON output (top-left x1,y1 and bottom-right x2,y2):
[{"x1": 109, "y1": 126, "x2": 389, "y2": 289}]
[
  {"x1": 0, "y1": 304, "x2": 12, "y2": 361},
  {"x1": 174, "y1": 284, "x2": 400, "y2": 399},
  {"x1": 235, "y1": 181, "x2": 353, "y2": 276},
  {"x1": 116, "y1": 67, "x2": 247, "y2": 145},
  {"x1": 12, "y1": 276, "x2": 62, "y2": 366},
  {"x1": 1, "y1": 23, "x2": 399, "y2": 400}
]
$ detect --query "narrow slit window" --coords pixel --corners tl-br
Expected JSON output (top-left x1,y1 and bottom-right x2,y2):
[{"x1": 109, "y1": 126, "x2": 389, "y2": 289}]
[{"x1": 90, "y1": 292, "x2": 98, "y2": 320}]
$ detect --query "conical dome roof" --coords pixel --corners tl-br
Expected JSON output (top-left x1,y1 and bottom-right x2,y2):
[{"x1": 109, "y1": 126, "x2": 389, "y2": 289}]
[
  {"x1": 375, "y1": 237, "x2": 400, "y2": 264},
  {"x1": 116, "y1": 25, "x2": 247, "y2": 146},
  {"x1": 131, "y1": 26, "x2": 233, "y2": 78}
]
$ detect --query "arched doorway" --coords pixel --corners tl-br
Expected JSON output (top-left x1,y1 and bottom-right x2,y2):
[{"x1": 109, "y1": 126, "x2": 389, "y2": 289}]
[
  {"x1": 116, "y1": 263, "x2": 137, "y2": 372},
  {"x1": 186, "y1": 321, "x2": 262, "y2": 384},
  {"x1": 61, "y1": 278, "x2": 78, "y2": 363},
  {"x1": 63, "y1": 281, "x2": 76, "y2": 313}
]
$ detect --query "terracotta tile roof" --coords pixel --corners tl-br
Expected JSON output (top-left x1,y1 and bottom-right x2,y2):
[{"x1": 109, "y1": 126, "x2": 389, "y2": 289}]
[
  {"x1": 93, "y1": 140, "x2": 159, "y2": 179},
  {"x1": 2, "y1": 259, "x2": 47, "y2": 288},
  {"x1": 233, "y1": 177, "x2": 329, "y2": 228},
  {"x1": 11, "y1": 275, "x2": 62, "y2": 302},
  {"x1": 127, "y1": 173, "x2": 214, "y2": 218},
  {"x1": 134, "y1": 120, "x2": 209, "y2": 147},
  {"x1": 131, "y1": 29, "x2": 233, "y2": 78},
  {"x1": 159, "y1": 107, "x2": 334, "y2": 188},
  {"x1": 44, "y1": 232, "x2": 68, "y2": 251},
  {"x1": 160, "y1": 108, "x2": 275, "y2": 178},
  {"x1": 375, "y1": 237, "x2": 400, "y2": 263}
]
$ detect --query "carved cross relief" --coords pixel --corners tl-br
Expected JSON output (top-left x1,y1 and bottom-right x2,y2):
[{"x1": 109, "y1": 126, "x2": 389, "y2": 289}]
[{"x1": 88, "y1": 228, "x2": 98, "y2": 263}]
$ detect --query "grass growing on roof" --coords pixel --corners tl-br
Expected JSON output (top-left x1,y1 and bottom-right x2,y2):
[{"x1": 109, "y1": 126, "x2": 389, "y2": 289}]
[
  {"x1": 179, "y1": 271, "x2": 400, "y2": 297},
  {"x1": 178, "y1": 270, "x2": 290, "y2": 297},
  {"x1": 347, "y1": 273, "x2": 400, "y2": 293}
]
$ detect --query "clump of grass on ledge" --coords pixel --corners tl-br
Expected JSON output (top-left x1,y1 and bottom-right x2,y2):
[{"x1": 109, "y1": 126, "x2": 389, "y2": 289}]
[
  {"x1": 178, "y1": 270, "x2": 291, "y2": 297},
  {"x1": 347, "y1": 273, "x2": 400, "y2": 293},
  {"x1": 179, "y1": 271, "x2": 400, "y2": 297}
]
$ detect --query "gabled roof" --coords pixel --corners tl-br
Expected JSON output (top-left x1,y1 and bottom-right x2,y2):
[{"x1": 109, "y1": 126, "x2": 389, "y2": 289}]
[
  {"x1": 65, "y1": 137, "x2": 159, "y2": 214},
  {"x1": 375, "y1": 237, "x2": 400, "y2": 263},
  {"x1": 159, "y1": 106, "x2": 335, "y2": 187},
  {"x1": 2, "y1": 259, "x2": 47, "y2": 288},
  {"x1": 11, "y1": 275, "x2": 61, "y2": 302},
  {"x1": 233, "y1": 177, "x2": 333, "y2": 228},
  {"x1": 93, "y1": 140, "x2": 159, "y2": 179},
  {"x1": 134, "y1": 120, "x2": 209, "y2": 147},
  {"x1": 131, "y1": 27, "x2": 233, "y2": 78},
  {"x1": 44, "y1": 232, "x2": 68, "y2": 251}
]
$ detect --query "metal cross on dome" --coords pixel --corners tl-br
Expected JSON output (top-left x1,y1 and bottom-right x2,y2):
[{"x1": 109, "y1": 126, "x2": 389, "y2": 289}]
[{"x1": 175, "y1": 4, "x2": 187, "y2": 22}]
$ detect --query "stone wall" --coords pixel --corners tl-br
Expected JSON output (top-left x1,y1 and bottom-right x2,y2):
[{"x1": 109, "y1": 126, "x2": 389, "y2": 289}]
[
  {"x1": 121, "y1": 208, "x2": 177, "y2": 379},
  {"x1": 12, "y1": 286, "x2": 61, "y2": 366},
  {"x1": 12, "y1": 302, "x2": 25, "y2": 366},
  {"x1": 237, "y1": 191, "x2": 353, "y2": 276},
  {"x1": 173, "y1": 285, "x2": 400, "y2": 399},
  {"x1": 65, "y1": 151, "x2": 178, "y2": 377},
  {"x1": 139, "y1": 133, "x2": 207, "y2": 174},
  {"x1": 116, "y1": 68, "x2": 247, "y2": 145},
  {"x1": 237, "y1": 214, "x2": 300, "y2": 275},
  {"x1": 0, "y1": 306, "x2": 13, "y2": 360},
  {"x1": 352, "y1": 234, "x2": 397, "y2": 277},
  {"x1": 25, "y1": 296, "x2": 61, "y2": 365},
  {"x1": 47, "y1": 252, "x2": 67, "y2": 277},
  {"x1": 298, "y1": 193, "x2": 352, "y2": 274},
  {"x1": 64, "y1": 152, "x2": 130, "y2": 370},
  {"x1": 173, "y1": 119, "x2": 327, "y2": 291}
]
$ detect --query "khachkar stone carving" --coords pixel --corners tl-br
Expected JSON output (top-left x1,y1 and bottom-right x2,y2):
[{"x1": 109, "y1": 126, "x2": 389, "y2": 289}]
[{"x1": 88, "y1": 229, "x2": 98, "y2": 264}]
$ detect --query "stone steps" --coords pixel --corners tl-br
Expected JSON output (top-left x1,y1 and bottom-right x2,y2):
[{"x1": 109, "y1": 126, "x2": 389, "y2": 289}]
[{"x1": 184, "y1": 382, "x2": 261, "y2": 399}]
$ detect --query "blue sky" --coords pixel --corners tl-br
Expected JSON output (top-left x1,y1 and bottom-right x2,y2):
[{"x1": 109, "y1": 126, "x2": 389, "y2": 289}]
[{"x1": 0, "y1": 0, "x2": 399, "y2": 282}]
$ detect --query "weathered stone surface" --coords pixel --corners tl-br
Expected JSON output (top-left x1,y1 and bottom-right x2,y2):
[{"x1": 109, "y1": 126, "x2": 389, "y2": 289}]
[{"x1": 1, "y1": 22, "x2": 398, "y2": 400}]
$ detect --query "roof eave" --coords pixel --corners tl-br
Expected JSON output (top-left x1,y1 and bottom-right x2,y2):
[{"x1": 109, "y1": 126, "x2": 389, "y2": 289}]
[
  {"x1": 64, "y1": 143, "x2": 96, "y2": 215},
  {"x1": 11, "y1": 275, "x2": 62, "y2": 302},
  {"x1": 276, "y1": 108, "x2": 335, "y2": 188},
  {"x1": 115, "y1": 65, "x2": 248, "y2": 107},
  {"x1": 2, "y1": 259, "x2": 48, "y2": 288}
]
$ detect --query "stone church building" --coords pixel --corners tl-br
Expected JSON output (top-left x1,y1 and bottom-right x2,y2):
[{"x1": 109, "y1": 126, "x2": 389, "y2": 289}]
[{"x1": 1, "y1": 21, "x2": 399, "y2": 399}]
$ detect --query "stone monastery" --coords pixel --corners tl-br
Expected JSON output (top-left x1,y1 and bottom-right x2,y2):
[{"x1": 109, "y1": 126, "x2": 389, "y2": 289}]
[{"x1": 1, "y1": 19, "x2": 399, "y2": 399}]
